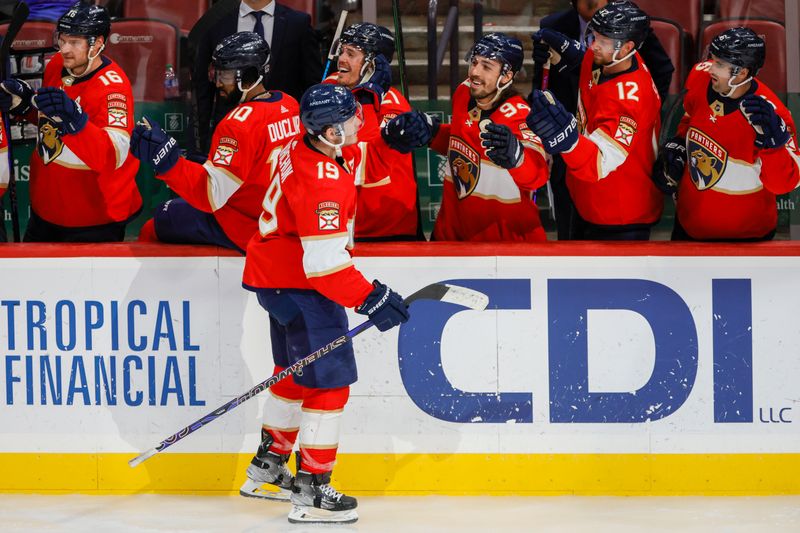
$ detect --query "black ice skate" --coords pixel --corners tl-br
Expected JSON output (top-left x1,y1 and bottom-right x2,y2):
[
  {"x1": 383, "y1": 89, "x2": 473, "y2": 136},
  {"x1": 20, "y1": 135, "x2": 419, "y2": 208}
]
[
  {"x1": 287, "y1": 470, "x2": 358, "y2": 524},
  {"x1": 239, "y1": 432, "x2": 293, "y2": 501}
]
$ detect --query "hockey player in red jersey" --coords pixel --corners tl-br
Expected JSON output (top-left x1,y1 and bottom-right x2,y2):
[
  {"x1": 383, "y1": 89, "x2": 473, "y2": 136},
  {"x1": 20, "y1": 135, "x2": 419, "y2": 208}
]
[
  {"x1": 652, "y1": 27, "x2": 800, "y2": 241},
  {"x1": 240, "y1": 84, "x2": 409, "y2": 524},
  {"x1": 0, "y1": 1, "x2": 141, "y2": 242},
  {"x1": 383, "y1": 33, "x2": 550, "y2": 242},
  {"x1": 0, "y1": 110, "x2": 11, "y2": 242},
  {"x1": 526, "y1": 1, "x2": 663, "y2": 240},
  {"x1": 130, "y1": 32, "x2": 300, "y2": 253},
  {"x1": 328, "y1": 23, "x2": 420, "y2": 240}
]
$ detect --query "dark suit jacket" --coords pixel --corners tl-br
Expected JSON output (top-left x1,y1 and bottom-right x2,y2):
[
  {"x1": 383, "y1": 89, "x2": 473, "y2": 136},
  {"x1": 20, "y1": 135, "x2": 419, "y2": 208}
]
[
  {"x1": 188, "y1": 0, "x2": 322, "y2": 152},
  {"x1": 535, "y1": 9, "x2": 675, "y2": 113}
]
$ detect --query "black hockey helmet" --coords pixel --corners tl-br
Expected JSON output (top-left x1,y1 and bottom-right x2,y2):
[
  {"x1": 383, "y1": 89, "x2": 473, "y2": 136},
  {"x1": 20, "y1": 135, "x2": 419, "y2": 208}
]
[
  {"x1": 213, "y1": 31, "x2": 271, "y2": 80},
  {"x1": 339, "y1": 22, "x2": 394, "y2": 61},
  {"x1": 57, "y1": 1, "x2": 111, "y2": 41},
  {"x1": 589, "y1": 0, "x2": 650, "y2": 49},
  {"x1": 300, "y1": 84, "x2": 361, "y2": 136},
  {"x1": 466, "y1": 32, "x2": 524, "y2": 76},
  {"x1": 709, "y1": 27, "x2": 765, "y2": 76}
]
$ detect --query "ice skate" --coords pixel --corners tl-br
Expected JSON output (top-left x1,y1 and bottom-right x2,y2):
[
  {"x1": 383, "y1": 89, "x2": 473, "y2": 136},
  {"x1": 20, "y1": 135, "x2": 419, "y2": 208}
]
[
  {"x1": 287, "y1": 471, "x2": 358, "y2": 524},
  {"x1": 239, "y1": 432, "x2": 294, "y2": 502}
]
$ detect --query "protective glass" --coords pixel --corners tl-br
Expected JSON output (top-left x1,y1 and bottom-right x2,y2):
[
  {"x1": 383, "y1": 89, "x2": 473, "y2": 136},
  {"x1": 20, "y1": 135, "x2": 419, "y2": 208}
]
[{"x1": 209, "y1": 65, "x2": 237, "y2": 85}]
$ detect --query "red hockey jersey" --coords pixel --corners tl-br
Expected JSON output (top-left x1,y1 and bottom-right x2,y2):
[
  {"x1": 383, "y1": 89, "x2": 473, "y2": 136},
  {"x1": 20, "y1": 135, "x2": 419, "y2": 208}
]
[
  {"x1": 674, "y1": 62, "x2": 800, "y2": 240},
  {"x1": 563, "y1": 51, "x2": 663, "y2": 226},
  {"x1": 323, "y1": 76, "x2": 418, "y2": 239},
  {"x1": 0, "y1": 114, "x2": 9, "y2": 200},
  {"x1": 242, "y1": 137, "x2": 373, "y2": 309},
  {"x1": 158, "y1": 92, "x2": 300, "y2": 250},
  {"x1": 429, "y1": 82, "x2": 550, "y2": 242},
  {"x1": 29, "y1": 53, "x2": 141, "y2": 227},
  {"x1": 354, "y1": 86, "x2": 418, "y2": 239}
]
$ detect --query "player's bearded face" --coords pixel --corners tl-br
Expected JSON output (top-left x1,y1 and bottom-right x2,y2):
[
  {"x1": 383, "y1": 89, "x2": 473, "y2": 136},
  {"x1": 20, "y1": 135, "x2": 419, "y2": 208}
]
[
  {"x1": 708, "y1": 55, "x2": 746, "y2": 95},
  {"x1": 336, "y1": 44, "x2": 366, "y2": 88},
  {"x1": 467, "y1": 56, "x2": 505, "y2": 101},
  {"x1": 57, "y1": 34, "x2": 92, "y2": 73},
  {"x1": 213, "y1": 68, "x2": 239, "y2": 98},
  {"x1": 590, "y1": 33, "x2": 616, "y2": 65}
]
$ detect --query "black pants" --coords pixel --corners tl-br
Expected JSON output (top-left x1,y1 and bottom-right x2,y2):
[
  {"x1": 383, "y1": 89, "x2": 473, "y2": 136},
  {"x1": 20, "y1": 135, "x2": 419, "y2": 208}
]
[
  {"x1": 671, "y1": 217, "x2": 775, "y2": 242},
  {"x1": 24, "y1": 210, "x2": 132, "y2": 243}
]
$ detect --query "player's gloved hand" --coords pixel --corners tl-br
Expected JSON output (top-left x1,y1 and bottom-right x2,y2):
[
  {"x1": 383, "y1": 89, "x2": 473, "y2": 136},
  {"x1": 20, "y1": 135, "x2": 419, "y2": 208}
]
[
  {"x1": 480, "y1": 122, "x2": 523, "y2": 169},
  {"x1": 354, "y1": 54, "x2": 391, "y2": 109},
  {"x1": 382, "y1": 110, "x2": 440, "y2": 153},
  {"x1": 740, "y1": 94, "x2": 791, "y2": 149},
  {"x1": 532, "y1": 29, "x2": 583, "y2": 74},
  {"x1": 0, "y1": 78, "x2": 34, "y2": 116},
  {"x1": 526, "y1": 90, "x2": 578, "y2": 154},
  {"x1": 33, "y1": 87, "x2": 88, "y2": 134},
  {"x1": 356, "y1": 280, "x2": 410, "y2": 332},
  {"x1": 130, "y1": 116, "x2": 180, "y2": 174},
  {"x1": 651, "y1": 136, "x2": 686, "y2": 194}
]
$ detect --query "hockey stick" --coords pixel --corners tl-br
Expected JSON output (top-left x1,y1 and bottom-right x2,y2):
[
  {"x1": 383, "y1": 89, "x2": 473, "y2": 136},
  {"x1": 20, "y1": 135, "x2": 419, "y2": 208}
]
[
  {"x1": 0, "y1": 1, "x2": 28, "y2": 242},
  {"x1": 321, "y1": 10, "x2": 348, "y2": 81},
  {"x1": 129, "y1": 282, "x2": 489, "y2": 467},
  {"x1": 391, "y1": 0, "x2": 408, "y2": 100}
]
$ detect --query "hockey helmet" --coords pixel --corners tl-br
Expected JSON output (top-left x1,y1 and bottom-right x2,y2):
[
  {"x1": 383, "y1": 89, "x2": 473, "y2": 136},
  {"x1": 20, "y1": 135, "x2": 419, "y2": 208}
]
[
  {"x1": 709, "y1": 27, "x2": 765, "y2": 76},
  {"x1": 213, "y1": 32, "x2": 271, "y2": 81},
  {"x1": 339, "y1": 22, "x2": 394, "y2": 61},
  {"x1": 57, "y1": 1, "x2": 111, "y2": 41},
  {"x1": 588, "y1": 0, "x2": 650, "y2": 49},
  {"x1": 465, "y1": 32, "x2": 524, "y2": 76},
  {"x1": 300, "y1": 84, "x2": 362, "y2": 137}
]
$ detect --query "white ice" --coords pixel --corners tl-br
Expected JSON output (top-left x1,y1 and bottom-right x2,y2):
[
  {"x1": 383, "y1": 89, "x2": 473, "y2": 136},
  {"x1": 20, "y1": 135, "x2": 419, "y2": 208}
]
[{"x1": 1, "y1": 495, "x2": 799, "y2": 532}]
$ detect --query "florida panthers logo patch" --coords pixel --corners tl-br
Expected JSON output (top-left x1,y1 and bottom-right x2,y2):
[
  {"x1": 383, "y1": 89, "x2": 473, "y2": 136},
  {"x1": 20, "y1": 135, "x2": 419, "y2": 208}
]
[
  {"x1": 687, "y1": 127, "x2": 728, "y2": 190},
  {"x1": 448, "y1": 136, "x2": 480, "y2": 200},
  {"x1": 316, "y1": 201, "x2": 340, "y2": 231},
  {"x1": 37, "y1": 117, "x2": 64, "y2": 165},
  {"x1": 212, "y1": 137, "x2": 239, "y2": 166}
]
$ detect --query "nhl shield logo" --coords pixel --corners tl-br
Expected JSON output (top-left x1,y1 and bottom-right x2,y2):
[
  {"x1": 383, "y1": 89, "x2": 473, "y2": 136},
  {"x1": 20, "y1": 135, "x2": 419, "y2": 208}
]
[
  {"x1": 448, "y1": 136, "x2": 481, "y2": 200},
  {"x1": 687, "y1": 127, "x2": 727, "y2": 190},
  {"x1": 37, "y1": 118, "x2": 64, "y2": 165}
]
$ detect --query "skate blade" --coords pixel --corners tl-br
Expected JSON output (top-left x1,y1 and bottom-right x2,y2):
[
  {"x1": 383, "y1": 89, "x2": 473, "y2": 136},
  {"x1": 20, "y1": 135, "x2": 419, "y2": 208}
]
[
  {"x1": 287, "y1": 504, "x2": 359, "y2": 524},
  {"x1": 239, "y1": 479, "x2": 291, "y2": 502}
]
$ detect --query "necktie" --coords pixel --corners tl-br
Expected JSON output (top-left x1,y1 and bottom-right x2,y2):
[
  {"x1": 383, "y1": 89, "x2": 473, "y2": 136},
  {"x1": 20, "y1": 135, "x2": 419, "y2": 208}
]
[{"x1": 250, "y1": 11, "x2": 265, "y2": 39}]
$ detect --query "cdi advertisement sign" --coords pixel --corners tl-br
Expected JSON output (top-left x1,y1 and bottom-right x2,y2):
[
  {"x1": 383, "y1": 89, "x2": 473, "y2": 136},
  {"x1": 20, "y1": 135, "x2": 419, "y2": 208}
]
[{"x1": 0, "y1": 250, "x2": 798, "y2": 462}]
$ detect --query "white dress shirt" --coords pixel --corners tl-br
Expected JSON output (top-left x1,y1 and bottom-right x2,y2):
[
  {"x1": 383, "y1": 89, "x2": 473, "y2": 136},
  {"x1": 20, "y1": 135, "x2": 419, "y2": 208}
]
[{"x1": 237, "y1": 1, "x2": 276, "y2": 47}]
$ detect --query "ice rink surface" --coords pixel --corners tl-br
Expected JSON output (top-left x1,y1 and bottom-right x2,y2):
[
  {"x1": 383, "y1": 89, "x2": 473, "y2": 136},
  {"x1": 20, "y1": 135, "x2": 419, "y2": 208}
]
[{"x1": 1, "y1": 495, "x2": 799, "y2": 532}]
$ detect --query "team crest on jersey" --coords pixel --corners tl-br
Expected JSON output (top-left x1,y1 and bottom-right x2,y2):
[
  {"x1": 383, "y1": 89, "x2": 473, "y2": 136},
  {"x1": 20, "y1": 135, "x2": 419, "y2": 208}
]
[
  {"x1": 518, "y1": 123, "x2": 539, "y2": 144},
  {"x1": 212, "y1": 137, "x2": 239, "y2": 166},
  {"x1": 614, "y1": 116, "x2": 638, "y2": 147},
  {"x1": 316, "y1": 201, "x2": 340, "y2": 230},
  {"x1": 107, "y1": 107, "x2": 128, "y2": 128},
  {"x1": 687, "y1": 127, "x2": 728, "y2": 190},
  {"x1": 37, "y1": 117, "x2": 64, "y2": 165},
  {"x1": 448, "y1": 136, "x2": 481, "y2": 200}
]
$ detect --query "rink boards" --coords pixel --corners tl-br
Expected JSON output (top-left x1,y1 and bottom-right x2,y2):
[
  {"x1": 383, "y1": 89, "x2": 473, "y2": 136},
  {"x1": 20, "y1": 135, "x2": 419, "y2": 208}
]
[{"x1": 0, "y1": 242, "x2": 799, "y2": 495}]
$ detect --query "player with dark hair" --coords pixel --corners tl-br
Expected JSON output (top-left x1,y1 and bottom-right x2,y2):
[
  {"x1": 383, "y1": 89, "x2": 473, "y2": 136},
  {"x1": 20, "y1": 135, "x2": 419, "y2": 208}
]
[
  {"x1": 653, "y1": 27, "x2": 800, "y2": 241},
  {"x1": 130, "y1": 31, "x2": 300, "y2": 253},
  {"x1": 327, "y1": 22, "x2": 419, "y2": 240},
  {"x1": 382, "y1": 32, "x2": 550, "y2": 242},
  {"x1": 0, "y1": 0, "x2": 141, "y2": 242},
  {"x1": 527, "y1": 0, "x2": 663, "y2": 240},
  {"x1": 240, "y1": 83, "x2": 409, "y2": 524}
]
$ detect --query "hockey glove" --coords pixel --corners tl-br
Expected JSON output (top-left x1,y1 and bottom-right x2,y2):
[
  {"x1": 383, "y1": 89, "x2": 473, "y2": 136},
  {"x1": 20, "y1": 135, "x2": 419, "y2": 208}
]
[
  {"x1": 480, "y1": 122, "x2": 523, "y2": 169},
  {"x1": 130, "y1": 116, "x2": 180, "y2": 175},
  {"x1": 532, "y1": 29, "x2": 583, "y2": 74},
  {"x1": 740, "y1": 94, "x2": 791, "y2": 149},
  {"x1": 382, "y1": 110, "x2": 440, "y2": 153},
  {"x1": 356, "y1": 280, "x2": 410, "y2": 332},
  {"x1": 354, "y1": 54, "x2": 392, "y2": 109},
  {"x1": 33, "y1": 87, "x2": 88, "y2": 135},
  {"x1": 651, "y1": 136, "x2": 686, "y2": 194},
  {"x1": 0, "y1": 78, "x2": 34, "y2": 116},
  {"x1": 526, "y1": 90, "x2": 578, "y2": 154}
]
